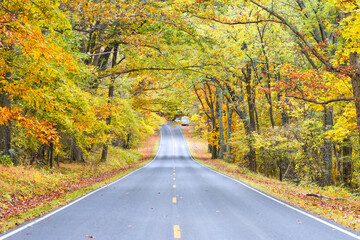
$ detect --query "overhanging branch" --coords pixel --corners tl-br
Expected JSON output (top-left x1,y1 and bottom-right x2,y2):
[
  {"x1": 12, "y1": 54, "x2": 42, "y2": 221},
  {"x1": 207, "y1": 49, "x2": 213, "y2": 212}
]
[
  {"x1": 191, "y1": 14, "x2": 282, "y2": 25},
  {"x1": 286, "y1": 95, "x2": 354, "y2": 105},
  {"x1": 98, "y1": 64, "x2": 217, "y2": 79}
]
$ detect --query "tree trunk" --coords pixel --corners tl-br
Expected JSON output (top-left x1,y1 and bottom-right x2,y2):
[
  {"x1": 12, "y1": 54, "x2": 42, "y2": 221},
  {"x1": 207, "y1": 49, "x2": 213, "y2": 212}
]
[
  {"x1": 0, "y1": 92, "x2": 11, "y2": 156},
  {"x1": 256, "y1": 24, "x2": 275, "y2": 127},
  {"x1": 225, "y1": 99, "x2": 233, "y2": 163},
  {"x1": 278, "y1": 160, "x2": 283, "y2": 182},
  {"x1": 211, "y1": 121, "x2": 218, "y2": 159},
  {"x1": 342, "y1": 137, "x2": 352, "y2": 187},
  {"x1": 0, "y1": 54, "x2": 14, "y2": 164},
  {"x1": 193, "y1": 85, "x2": 215, "y2": 155},
  {"x1": 322, "y1": 105, "x2": 333, "y2": 185},
  {"x1": 243, "y1": 63, "x2": 257, "y2": 172},
  {"x1": 203, "y1": 83, "x2": 217, "y2": 159},
  {"x1": 350, "y1": 52, "x2": 360, "y2": 166},
  {"x1": 101, "y1": 44, "x2": 119, "y2": 162},
  {"x1": 224, "y1": 81, "x2": 254, "y2": 167},
  {"x1": 49, "y1": 142, "x2": 54, "y2": 168},
  {"x1": 71, "y1": 142, "x2": 84, "y2": 162},
  {"x1": 218, "y1": 88, "x2": 225, "y2": 159},
  {"x1": 101, "y1": 82, "x2": 114, "y2": 162},
  {"x1": 56, "y1": 154, "x2": 60, "y2": 168}
]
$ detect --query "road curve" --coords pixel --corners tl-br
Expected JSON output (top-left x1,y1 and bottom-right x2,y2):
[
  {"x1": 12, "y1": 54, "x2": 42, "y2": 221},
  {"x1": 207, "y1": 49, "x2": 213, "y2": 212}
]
[{"x1": 1, "y1": 123, "x2": 360, "y2": 240}]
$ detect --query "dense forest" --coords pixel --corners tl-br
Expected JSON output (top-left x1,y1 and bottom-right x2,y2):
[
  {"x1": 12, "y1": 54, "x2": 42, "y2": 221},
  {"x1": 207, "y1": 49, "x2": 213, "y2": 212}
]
[{"x1": 1, "y1": 0, "x2": 360, "y2": 190}]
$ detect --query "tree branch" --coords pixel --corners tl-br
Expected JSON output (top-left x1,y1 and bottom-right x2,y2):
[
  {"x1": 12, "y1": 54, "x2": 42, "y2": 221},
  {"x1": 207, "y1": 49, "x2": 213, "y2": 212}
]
[
  {"x1": 98, "y1": 65, "x2": 216, "y2": 79},
  {"x1": 191, "y1": 13, "x2": 282, "y2": 25},
  {"x1": 250, "y1": 0, "x2": 339, "y2": 73},
  {"x1": 285, "y1": 95, "x2": 353, "y2": 105}
]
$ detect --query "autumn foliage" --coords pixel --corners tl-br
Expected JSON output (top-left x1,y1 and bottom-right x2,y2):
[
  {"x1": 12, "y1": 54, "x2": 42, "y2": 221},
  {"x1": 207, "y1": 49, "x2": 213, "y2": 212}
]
[{"x1": 2, "y1": 0, "x2": 360, "y2": 231}]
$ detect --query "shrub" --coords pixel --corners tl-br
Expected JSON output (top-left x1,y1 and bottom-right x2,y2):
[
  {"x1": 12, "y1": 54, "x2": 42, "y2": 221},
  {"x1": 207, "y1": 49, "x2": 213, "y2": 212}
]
[{"x1": 0, "y1": 152, "x2": 13, "y2": 166}]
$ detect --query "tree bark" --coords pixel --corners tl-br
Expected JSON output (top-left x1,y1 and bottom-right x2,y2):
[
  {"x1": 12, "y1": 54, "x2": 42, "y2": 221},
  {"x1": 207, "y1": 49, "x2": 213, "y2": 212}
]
[
  {"x1": 342, "y1": 137, "x2": 352, "y2": 187},
  {"x1": 101, "y1": 44, "x2": 119, "y2": 162},
  {"x1": 350, "y1": 52, "x2": 360, "y2": 157},
  {"x1": 243, "y1": 63, "x2": 257, "y2": 172},
  {"x1": 203, "y1": 82, "x2": 217, "y2": 159},
  {"x1": 0, "y1": 51, "x2": 13, "y2": 163},
  {"x1": 256, "y1": 24, "x2": 275, "y2": 127},
  {"x1": 278, "y1": 91, "x2": 290, "y2": 125},
  {"x1": 218, "y1": 87, "x2": 225, "y2": 159},
  {"x1": 322, "y1": 105, "x2": 333, "y2": 185},
  {"x1": 225, "y1": 98, "x2": 233, "y2": 163},
  {"x1": 193, "y1": 85, "x2": 214, "y2": 154},
  {"x1": 49, "y1": 142, "x2": 54, "y2": 168},
  {"x1": 0, "y1": 91, "x2": 11, "y2": 156}
]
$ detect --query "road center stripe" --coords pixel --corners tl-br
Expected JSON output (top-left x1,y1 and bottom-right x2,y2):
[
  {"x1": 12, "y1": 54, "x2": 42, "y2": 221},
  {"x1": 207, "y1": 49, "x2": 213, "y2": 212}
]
[
  {"x1": 173, "y1": 225, "x2": 181, "y2": 238},
  {"x1": 172, "y1": 197, "x2": 177, "y2": 203}
]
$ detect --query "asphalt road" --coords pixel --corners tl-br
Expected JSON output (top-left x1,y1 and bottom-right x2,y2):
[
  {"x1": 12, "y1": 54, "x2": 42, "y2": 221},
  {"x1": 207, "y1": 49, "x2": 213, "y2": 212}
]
[{"x1": 1, "y1": 124, "x2": 360, "y2": 240}]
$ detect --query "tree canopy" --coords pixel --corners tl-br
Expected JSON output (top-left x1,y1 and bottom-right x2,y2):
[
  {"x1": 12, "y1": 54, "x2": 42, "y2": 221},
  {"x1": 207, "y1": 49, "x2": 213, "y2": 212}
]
[{"x1": 1, "y1": 0, "x2": 360, "y2": 189}]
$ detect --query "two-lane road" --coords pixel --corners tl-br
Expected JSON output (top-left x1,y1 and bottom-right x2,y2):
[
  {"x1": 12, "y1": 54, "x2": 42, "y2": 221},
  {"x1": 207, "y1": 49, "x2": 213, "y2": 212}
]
[{"x1": 1, "y1": 124, "x2": 360, "y2": 239}]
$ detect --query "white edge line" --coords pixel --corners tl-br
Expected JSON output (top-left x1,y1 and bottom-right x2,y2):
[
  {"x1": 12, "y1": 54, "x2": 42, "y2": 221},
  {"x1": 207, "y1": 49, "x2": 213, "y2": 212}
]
[
  {"x1": 0, "y1": 129, "x2": 164, "y2": 240},
  {"x1": 178, "y1": 126, "x2": 360, "y2": 240}
]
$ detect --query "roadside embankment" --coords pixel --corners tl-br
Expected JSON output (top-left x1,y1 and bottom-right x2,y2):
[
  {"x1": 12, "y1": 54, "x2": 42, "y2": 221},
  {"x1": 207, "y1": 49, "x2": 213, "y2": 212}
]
[{"x1": 0, "y1": 132, "x2": 160, "y2": 233}]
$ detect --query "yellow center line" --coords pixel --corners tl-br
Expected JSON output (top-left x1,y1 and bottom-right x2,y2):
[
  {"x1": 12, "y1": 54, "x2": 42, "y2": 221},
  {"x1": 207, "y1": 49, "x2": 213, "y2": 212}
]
[
  {"x1": 173, "y1": 225, "x2": 181, "y2": 239},
  {"x1": 173, "y1": 185, "x2": 176, "y2": 188},
  {"x1": 172, "y1": 197, "x2": 177, "y2": 203}
]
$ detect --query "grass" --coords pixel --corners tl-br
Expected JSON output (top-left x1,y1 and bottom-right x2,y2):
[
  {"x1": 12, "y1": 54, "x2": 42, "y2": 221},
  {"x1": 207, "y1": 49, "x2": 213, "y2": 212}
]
[
  {"x1": 181, "y1": 125, "x2": 360, "y2": 232},
  {"x1": 0, "y1": 133, "x2": 160, "y2": 233}
]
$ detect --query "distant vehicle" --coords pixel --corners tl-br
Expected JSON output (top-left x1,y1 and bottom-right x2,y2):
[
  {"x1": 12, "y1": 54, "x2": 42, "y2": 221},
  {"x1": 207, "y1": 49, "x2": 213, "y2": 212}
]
[
  {"x1": 174, "y1": 118, "x2": 181, "y2": 122},
  {"x1": 181, "y1": 116, "x2": 190, "y2": 126}
]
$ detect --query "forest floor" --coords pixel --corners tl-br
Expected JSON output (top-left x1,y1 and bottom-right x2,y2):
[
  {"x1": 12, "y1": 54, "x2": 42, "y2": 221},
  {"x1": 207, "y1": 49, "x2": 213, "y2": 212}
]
[
  {"x1": 181, "y1": 125, "x2": 360, "y2": 232},
  {"x1": 0, "y1": 132, "x2": 160, "y2": 233}
]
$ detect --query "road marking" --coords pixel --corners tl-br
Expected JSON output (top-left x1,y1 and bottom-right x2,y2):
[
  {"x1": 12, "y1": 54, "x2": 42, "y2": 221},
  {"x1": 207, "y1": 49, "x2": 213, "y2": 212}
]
[
  {"x1": 173, "y1": 185, "x2": 176, "y2": 188},
  {"x1": 172, "y1": 197, "x2": 177, "y2": 203},
  {"x1": 173, "y1": 225, "x2": 181, "y2": 238},
  {"x1": 173, "y1": 173, "x2": 176, "y2": 176},
  {"x1": 173, "y1": 177, "x2": 176, "y2": 181}
]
